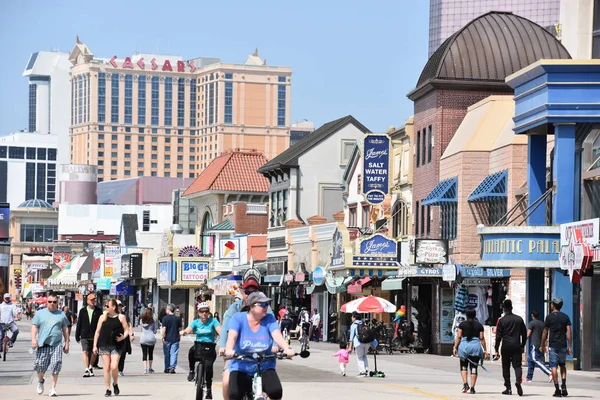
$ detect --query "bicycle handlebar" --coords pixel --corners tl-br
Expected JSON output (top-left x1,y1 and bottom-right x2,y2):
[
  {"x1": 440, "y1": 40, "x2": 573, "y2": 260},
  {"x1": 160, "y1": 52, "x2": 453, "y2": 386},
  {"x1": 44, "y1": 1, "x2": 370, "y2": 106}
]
[{"x1": 226, "y1": 351, "x2": 296, "y2": 361}]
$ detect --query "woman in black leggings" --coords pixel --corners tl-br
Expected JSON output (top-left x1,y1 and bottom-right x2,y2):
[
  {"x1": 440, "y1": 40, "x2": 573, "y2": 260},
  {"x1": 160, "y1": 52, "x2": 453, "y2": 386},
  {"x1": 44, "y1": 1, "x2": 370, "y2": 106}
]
[{"x1": 139, "y1": 308, "x2": 157, "y2": 373}]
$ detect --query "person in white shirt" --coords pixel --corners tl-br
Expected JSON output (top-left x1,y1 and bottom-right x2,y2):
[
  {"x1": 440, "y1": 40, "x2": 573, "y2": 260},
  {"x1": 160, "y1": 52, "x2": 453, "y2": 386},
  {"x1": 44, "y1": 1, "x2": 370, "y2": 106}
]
[
  {"x1": 309, "y1": 308, "x2": 321, "y2": 342},
  {"x1": 0, "y1": 293, "x2": 19, "y2": 348},
  {"x1": 298, "y1": 307, "x2": 310, "y2": 342}
]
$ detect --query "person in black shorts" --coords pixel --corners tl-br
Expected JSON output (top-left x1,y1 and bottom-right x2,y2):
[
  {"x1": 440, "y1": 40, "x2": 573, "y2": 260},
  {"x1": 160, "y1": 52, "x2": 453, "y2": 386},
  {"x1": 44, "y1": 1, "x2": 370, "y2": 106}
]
[
  {"x1": 75, "y1": 293, "x2": 103, "y2": 377},
  {"x1": 540, "y1": 297, "x2": 572, "y2": 397},
  {"x1": 453, "y1": 309, "x2": 488, "y2": 394}
]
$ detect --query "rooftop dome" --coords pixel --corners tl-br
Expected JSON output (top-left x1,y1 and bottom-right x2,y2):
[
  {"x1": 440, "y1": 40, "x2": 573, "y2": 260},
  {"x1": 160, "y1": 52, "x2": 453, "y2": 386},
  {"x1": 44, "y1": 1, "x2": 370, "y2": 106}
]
[
  {"x1": 411, "y1": 12, "x2": 570, "y2": 95},
  {"x1": 18, "y1": 199, "x2": 53, "y2": 209}
]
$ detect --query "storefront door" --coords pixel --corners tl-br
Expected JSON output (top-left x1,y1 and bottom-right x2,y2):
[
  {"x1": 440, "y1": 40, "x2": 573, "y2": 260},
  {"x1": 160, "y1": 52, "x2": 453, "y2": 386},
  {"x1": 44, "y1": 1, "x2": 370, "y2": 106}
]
[{"x1": 591, "y1": 272, "x2": 600, "y2": 369}]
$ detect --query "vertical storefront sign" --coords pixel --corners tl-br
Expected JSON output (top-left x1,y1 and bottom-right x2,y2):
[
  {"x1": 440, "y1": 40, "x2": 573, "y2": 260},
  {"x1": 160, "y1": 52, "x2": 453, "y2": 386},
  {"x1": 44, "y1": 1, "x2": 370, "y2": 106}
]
[
  {"x1": 103, "y1": 245, "x2": 120, "y2": 278},
  {"x1": 92, "y1": 245, "x2": 104, "y2": 279},
  {"x1": 362, "y1": 134, "x2": 390, "y2": 205}
]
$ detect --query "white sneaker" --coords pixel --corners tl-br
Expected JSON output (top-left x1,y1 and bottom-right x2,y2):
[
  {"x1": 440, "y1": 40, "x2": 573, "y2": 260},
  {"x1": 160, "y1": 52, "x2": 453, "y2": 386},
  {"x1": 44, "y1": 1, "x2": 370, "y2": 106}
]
[
  {"x1": 37, "y1": 380, "x2": 44, "y2": 395},
  {"x1": 49, "y1": 388, "x2": 57, "y2": 397},
  {"x1": 89, "y1": 368, "x2": 94, "y2": 377},
  {"x1": 547, "y1": 375, "x2": 554, "y2": 383}
]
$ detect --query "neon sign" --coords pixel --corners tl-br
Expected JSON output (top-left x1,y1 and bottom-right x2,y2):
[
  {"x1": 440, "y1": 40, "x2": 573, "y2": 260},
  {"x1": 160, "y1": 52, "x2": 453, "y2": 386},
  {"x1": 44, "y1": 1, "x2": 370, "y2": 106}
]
[{"x1": 107, "y1": 56, "x2": 197, "y2": 72}]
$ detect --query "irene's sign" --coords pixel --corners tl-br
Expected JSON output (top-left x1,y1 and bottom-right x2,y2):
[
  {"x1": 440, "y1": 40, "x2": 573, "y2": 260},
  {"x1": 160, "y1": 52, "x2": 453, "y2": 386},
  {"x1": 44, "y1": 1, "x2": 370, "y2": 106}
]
[{"x1": 477, "y1": 226, "x2": 560, "y2": 268}]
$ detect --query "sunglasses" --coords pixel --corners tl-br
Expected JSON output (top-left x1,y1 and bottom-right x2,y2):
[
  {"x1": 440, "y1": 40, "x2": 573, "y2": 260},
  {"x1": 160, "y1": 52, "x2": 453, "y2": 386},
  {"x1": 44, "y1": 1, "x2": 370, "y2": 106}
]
[
  {"x1": 47, "y1": 300, "x2": 58, "y2": 304},
  {"x1": 244, "y1": 289, "x2": 257, "y2": 295},
  {"x1": 254, "y1": 302, "x2": 269, "y2": 308},
  {"x1": 198, "y1": 309, "x2": 209, "y2": 313}
]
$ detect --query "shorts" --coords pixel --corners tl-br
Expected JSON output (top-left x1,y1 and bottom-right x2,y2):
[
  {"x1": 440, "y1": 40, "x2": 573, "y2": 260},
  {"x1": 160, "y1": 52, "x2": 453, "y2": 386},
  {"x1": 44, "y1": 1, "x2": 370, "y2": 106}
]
[
  {"x1": 80, "y1": 338, "x2": 93, "y2": 352},
  {"x1": 34, "y1": 345, "x2": 63, "y2": 375},
  {"x1": 98, "y1": 346, "x2": 120, "y2": 356},
  {"x1": 549, "y1": 347, "x2": 567, "y2": 368},
  {"x1": 222, "y1": 358, "x2": 230, "y2": 373}
]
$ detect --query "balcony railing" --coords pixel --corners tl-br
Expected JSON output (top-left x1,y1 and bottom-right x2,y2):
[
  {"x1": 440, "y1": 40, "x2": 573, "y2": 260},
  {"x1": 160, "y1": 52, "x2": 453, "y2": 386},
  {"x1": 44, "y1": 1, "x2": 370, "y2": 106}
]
[{"x1": 246, "y1": 204, "x2": 268, "y2": 215}]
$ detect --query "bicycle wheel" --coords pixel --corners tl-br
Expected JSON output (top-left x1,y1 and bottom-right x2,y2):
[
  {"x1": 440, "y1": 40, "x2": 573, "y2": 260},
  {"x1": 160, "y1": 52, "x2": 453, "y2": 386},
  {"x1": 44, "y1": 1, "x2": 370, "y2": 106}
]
[{"x1": 195, "y1": 362, "x2": 204, "y2": 400}]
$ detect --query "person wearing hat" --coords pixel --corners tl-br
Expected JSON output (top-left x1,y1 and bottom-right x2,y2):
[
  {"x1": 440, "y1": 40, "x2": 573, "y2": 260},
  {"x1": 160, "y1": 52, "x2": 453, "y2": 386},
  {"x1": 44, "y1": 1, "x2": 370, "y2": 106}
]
[
  {"x1": 494, "y1": 299, "x2": 527, "y2": 396},
  {"x1": 224, "y1": 292, "x2": 294, "y2": 400},
  {"x1": 218, "y1": 274, "x2": 273, "y2": 400},
  {"x1": 0, "y1": 292, "x2": 19, "y2": 350},
  {"x1": 540, "y1": 298, "x2": 572, "y2": 397}
]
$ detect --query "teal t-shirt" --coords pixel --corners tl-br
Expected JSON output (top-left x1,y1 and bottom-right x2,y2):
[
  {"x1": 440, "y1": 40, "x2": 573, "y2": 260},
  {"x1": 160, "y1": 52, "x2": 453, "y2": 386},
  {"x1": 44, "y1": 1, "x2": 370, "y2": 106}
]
[
  {"x1": 189, "y1": 317, "x2": 220, "y2": 343},
  {"x1": 32, "y1": 308, "x2": 69, "y2": 347}
]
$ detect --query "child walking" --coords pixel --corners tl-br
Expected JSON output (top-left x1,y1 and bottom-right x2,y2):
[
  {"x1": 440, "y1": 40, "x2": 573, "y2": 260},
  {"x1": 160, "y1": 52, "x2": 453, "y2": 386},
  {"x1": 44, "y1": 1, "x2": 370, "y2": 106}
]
[{"x1": 332, "y1": 342, "x2": 350, "y2": 376}]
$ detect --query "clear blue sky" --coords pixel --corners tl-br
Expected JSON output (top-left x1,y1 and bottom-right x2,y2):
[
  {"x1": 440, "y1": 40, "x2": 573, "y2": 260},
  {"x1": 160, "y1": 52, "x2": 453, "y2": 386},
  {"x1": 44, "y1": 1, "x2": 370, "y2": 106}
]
[{"x1": 0, "y1": 0, "x2": 429, "y2": 134}]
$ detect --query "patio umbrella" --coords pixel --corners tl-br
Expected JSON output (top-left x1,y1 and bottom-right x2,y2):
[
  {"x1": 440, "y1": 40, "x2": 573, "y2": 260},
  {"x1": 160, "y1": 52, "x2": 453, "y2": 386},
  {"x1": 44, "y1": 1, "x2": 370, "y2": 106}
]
[{"x1": 340, "y1": 295, "x2": 396, "y2": 314}]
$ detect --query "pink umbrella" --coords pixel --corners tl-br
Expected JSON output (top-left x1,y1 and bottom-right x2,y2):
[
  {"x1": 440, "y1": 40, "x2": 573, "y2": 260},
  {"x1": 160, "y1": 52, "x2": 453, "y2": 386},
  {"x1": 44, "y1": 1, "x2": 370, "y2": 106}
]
[{"x1": 340, "y1": 295, "x2": 396, "y2": 314}]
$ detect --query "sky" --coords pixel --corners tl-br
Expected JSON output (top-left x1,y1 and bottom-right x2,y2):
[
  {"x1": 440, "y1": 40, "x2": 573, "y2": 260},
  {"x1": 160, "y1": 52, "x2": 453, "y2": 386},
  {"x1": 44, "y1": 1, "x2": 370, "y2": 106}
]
[{"x1": 0, "y1": 0, "x2": 430, "y2": 134}]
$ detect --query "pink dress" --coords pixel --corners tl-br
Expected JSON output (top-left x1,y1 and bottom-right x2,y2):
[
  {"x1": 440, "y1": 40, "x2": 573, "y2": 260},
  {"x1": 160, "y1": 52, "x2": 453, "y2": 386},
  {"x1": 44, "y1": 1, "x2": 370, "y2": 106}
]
[{"x1": 332, "y1": 349, "x2": 350, "y2": 364}]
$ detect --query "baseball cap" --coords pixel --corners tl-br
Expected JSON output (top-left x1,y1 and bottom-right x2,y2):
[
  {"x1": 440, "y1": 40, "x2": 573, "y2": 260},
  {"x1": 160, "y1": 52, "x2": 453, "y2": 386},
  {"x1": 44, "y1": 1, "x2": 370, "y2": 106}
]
[
  {"x1": 244, "y1": 291, "x2": 271, "y2": 307},
  {"x1": 116, "y1": 300, "x2": 123, "y2": 306},
  {"x1": 241, "y1": 277, "x2": 260, "y2": 290},
  {"x1": 551, "y1": 297, "x2": 564, "y2": 309},
  {"x1": 3, "y1": 293, "x2": 10, "y2": 299}
]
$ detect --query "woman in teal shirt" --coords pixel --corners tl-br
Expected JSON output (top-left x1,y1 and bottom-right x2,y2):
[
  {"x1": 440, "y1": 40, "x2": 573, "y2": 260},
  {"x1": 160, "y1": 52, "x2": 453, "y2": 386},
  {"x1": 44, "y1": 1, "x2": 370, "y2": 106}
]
[{"x1": 180, "y1": 302, "x2": 221, "y2": 399}]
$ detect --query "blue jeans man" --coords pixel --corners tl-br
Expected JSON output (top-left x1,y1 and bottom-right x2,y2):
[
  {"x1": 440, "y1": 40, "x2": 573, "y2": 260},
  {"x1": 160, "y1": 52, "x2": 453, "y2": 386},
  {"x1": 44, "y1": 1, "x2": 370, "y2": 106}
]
[
  {"x1": 526, "y1": 345, "x2": 551, "y2": 381},
  {"x1": 163, "y1": 341, "x2": 180, "y2": 372}
]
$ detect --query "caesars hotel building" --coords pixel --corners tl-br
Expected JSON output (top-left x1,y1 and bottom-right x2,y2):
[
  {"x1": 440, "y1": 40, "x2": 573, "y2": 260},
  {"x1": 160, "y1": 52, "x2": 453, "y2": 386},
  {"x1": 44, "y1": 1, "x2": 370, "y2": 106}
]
[{"x1": 68, "y1": 40, "x2": 291, "y2": 181}]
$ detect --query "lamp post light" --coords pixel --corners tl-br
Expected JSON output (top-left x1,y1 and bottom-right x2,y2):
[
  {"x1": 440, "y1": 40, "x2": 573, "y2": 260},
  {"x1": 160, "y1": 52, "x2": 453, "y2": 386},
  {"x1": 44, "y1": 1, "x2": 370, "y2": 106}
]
[{"x1": 168, "y1": 224, "x2": 183, "y2": 304}]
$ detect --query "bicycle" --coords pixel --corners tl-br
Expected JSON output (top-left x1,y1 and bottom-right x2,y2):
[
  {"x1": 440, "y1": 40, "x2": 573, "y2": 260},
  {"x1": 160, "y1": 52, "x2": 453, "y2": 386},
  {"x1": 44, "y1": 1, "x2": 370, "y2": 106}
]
[
  {"x1": 1, "y1": 323, "x2": 10, "y2": 361},
  {"x1": 229, "y1": 350, "x2": 308, "y2": 400},
  {"x1": 298, "y1": 323, "x2": 310, "y2": 352},
  {"x1": 193, "y1": 352, "x2": 209, "y2": 400}
]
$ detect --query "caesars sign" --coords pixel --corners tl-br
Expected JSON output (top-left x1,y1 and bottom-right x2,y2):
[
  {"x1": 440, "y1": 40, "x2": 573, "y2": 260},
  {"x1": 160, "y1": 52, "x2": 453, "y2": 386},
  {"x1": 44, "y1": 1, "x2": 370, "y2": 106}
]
[{"x1": 106, "y1": 55, "x2": 199, "y2": 72}]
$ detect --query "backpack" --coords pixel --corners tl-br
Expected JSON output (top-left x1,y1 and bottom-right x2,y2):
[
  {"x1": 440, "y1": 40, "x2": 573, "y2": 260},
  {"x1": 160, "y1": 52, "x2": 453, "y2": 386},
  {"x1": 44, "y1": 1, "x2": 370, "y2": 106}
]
[{"x1": 356, "y1": 322, "x2": 375, "y2": 343}]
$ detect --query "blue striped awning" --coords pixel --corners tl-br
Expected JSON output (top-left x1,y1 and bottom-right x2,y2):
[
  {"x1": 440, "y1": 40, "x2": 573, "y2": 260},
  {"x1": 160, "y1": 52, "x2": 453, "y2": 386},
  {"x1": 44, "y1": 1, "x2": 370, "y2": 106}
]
[
  {"x1": 468, "y1": 170, "x2": 508, "y2": 202},
  {"x1": 422, "y1": 176, "x2": 458, "y2": 206}
]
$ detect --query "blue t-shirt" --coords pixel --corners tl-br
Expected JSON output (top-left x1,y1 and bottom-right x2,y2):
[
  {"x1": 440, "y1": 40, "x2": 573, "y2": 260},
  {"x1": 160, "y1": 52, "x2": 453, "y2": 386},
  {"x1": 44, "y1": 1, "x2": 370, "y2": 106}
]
[
  {"x1": 189, "y1": 317, "x2": 220, "y2": 343},
  {"x1": 32, "y1": 308, "x2": 69, "y2": 347},
  {"x1": 228, "y1": 312, "x2": 279, "y2": 375}
]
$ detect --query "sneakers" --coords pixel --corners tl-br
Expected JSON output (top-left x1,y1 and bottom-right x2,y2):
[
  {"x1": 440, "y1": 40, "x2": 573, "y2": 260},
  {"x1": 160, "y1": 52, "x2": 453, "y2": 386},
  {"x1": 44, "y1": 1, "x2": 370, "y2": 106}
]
[
  {"x1": 8, "y1": 341, "x2": 14, "y2": 348},
  {"x1": 461, "y1": 383, "x2": 470, "y2": 393},
  {"x1": 49, "y1": 388, "x2": 57, "y2": 397},
  {"x1": 118, "y1": 371, "x2": 124, "y2": 377},
  {"x1": 205, "y1": 389, "x2": 213, "y2": 399},
  {"x1": 561, "y1": 386, "x2": 568, "y2": 397},
  {"x1": 516, "y1": 382, "x2": 524, "y2": 396},
  {"x1": 143, "y1": 368, "x2": 148, "y2": 374},
  {"x1": 470, "y1": 387, "x2": 476, "y2": 394},
  {"x1": 170, "y1": 368, "x2": 176, "y2": 374},
  {"x1": 148, "y1": 368, "x2": 155, "y2": 373},
  {"x1": 113, "y1": 384, "x2": 120, "y2": 396},
  {"x1": 502, "y1": 388, "x2": 512, "y2": 395},
  {"x1": 83, "y1": 369, "x2": 91, "y2": 378},
  {"x1": 187, "y1": 371, "x2": 194, "y2": 382},
  {"x1": 523, "y1": 379, "x2": 533, "y2": 383},
  {"x1": 89, "y1": 369, "x2": 95, "y2": 377},
  {"x1": 553, "y1": 389, "x2": 562, "y2": 397},
  {"x1": 104, "y1": 389, "x2": 112, "y2": 397},
  {"x1": 37, "y1": 379, "x2": 45, "y2": 395},
  {"x1": 357, "y1": 372, "x2": 367, "y2": 376},
  {"x1": 548, "y1": 375, "x2": 554, "y2": 383}
]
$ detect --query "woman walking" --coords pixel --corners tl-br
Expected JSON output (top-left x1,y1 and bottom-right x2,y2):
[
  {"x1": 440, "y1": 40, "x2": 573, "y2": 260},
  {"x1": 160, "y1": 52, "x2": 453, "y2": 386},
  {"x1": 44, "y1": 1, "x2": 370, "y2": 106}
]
[
  {"x1": 453, "y1": 309, "x2": 488, "y2": 394},
  {"x1": 140, "y1": 308, "x2": 157, "y2": 374},
  {"x1": 94, "y1": 299, "x2": 129, "y2": 397},
  {"x1": 116, "y1": 301, "x2": 134, "y2": 377}
]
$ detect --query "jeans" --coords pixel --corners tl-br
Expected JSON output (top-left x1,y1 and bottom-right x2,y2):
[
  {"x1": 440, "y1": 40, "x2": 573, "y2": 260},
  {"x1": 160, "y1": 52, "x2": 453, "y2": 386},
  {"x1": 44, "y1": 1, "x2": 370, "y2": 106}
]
[
  {"x1": 354, "y1": 343, "x2": 369, "y2": 373},
  {"x1": 0, "y1": 322, "x2": 19, "y2": 345},
  {"x1": 527, "y1": 345, "x2": 551, "y2": 380},
  {"x1": 163, "y1": 341, "x2": 180, "y2": 370}
]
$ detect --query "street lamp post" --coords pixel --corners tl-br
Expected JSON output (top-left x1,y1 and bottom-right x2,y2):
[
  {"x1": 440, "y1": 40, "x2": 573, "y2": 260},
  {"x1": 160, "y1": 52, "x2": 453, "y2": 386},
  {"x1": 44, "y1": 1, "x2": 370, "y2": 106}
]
[{"x1": 168, "y1": 224, "x2": 183, "y2": 305}]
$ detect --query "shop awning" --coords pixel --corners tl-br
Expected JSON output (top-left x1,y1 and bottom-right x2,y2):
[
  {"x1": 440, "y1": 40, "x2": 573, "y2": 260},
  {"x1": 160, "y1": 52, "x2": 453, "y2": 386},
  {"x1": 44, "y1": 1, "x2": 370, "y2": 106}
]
[
  {"x1": 48, "y1": 255, "x2": 88, "y2": 287},
  {"x1": 95, "y1": 277, "x2": 112, "y2": 291},
  {"x1": 347, "y1": 277, "x2": 372, "y2": 294},
  {"x1": 381, "y1": 277, "x2": 405, "y2": 291},
  {"x1": 325, "y1": 275, "x2": 353, "y2": 294},
  {"x1": 110, "y1": 280, "x2": 134, "y2": 296},
  {"x1": 468, "y1": 170, "x2": 507, "y2": 202},
  {"x1": 422, "y1": 176, "x2": 458, "y2": 206}
]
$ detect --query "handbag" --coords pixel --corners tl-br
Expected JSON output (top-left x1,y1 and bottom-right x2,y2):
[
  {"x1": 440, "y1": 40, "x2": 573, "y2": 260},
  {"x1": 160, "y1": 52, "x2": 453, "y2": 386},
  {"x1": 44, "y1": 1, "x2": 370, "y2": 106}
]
[{"x1": 110, "y1": 326, "x2": 125, "y2": 345}]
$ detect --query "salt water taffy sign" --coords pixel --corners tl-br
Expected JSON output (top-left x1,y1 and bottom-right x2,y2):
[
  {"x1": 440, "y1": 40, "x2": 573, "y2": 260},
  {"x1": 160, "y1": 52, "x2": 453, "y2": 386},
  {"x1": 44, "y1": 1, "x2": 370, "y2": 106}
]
[{"x1": 362, "y1": 134, "x2": 390, "y2": 205}]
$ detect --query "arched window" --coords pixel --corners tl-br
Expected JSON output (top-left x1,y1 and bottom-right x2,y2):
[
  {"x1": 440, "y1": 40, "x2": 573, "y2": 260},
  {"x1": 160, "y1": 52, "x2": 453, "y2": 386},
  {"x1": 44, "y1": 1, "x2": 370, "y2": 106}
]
[
  {"x1": 201, "y1": 211, "x2": 212, "y2": 234},
  {"x1": 392, "y1": 200, "x2": 409, "y2": 239}
]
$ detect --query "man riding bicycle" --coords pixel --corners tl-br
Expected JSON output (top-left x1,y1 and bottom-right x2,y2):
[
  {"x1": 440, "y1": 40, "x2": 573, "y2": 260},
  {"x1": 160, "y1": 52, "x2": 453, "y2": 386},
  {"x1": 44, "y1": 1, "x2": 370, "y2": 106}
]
[
  {"x1": 180, "y1": 302, "x2": 221, "y2": 400},
  {"x1": 0, "y1": 293, "x2": 20, "y2": 349},
  {"x1": 224, "y1": 292, "x2": 294, "y2": 400}
]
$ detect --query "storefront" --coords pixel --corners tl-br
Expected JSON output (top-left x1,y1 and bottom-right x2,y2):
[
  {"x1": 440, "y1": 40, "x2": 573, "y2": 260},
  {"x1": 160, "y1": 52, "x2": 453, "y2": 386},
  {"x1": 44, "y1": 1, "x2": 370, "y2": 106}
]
[{"x1": 207, "y1": 274, "x2": 242, "y2": 319}]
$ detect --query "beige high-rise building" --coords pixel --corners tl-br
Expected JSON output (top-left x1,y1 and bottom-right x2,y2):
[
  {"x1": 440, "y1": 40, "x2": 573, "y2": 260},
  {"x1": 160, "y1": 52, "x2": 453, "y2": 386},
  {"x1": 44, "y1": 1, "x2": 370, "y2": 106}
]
[{"x1": 68, "y1": 39, "x2": 292, "y2": 182}]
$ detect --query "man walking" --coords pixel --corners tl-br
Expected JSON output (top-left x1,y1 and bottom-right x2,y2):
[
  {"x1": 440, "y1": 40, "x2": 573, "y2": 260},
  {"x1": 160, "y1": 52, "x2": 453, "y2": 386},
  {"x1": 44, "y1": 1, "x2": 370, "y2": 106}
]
[
  {"x1": 309, "y1": 308, "x2": 321, "y2": 342},
  {"x1": 0, "y1": 293, "x2": 20, "y2": 349},
  {"x1": 540, "y1": 298, "x2": 572, "y2": 397},
  {"x1": 348, "y1": 312, "x2": 378, "y2": 376},
  {"x1": 161, "y1": 304, "x2": 182, "y2": 373},
  {"x1": 31, "y1": 293, "x2": 70, "y2": 397},
  {"x1": 75, "y1": 292, "x2": 102, "y2": 377},
  {"x1": 524, "y1": 309, "x2": 552, "y2": 383},
  {"x1": 494, "y1": 299, "x2": 527, "y2": 396}
]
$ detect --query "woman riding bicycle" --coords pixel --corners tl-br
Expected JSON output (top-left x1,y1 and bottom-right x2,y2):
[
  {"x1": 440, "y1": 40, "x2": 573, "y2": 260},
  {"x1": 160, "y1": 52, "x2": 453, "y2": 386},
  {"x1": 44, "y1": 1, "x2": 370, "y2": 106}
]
[
  {"x1": 180, "y1": 302, "x2": 221, "y2": 400},
  {"x1": 224, "y1": 292, "x2": 294, "y2": 400}
]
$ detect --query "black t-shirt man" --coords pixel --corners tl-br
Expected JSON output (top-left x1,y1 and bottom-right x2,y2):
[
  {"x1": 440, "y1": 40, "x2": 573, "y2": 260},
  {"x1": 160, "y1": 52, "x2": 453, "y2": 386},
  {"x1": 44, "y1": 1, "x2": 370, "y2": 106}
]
[
  {"x1": 544, "y1": 311, "x2": 571, "y2": 349},
  {"x1": 162, "y1": 314, "x2": 182, "y2": 343},
  {"x1": 527, "y1": 318, "x2": 544, "y2": 348}
]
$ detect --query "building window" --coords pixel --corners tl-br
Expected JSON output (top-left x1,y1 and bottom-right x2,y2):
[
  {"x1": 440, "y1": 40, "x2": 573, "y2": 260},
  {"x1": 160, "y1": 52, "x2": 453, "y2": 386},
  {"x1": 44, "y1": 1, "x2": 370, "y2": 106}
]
[
  {"x1": 25, "y1": 162, "x2": 35, "y2": 200},
  {"x1": 142, "y1": 210, "x2": 150, "y2": 232},
  {"x1": 416, "y1": 130, "x2": 421, "y2": 168},
  {"x1": 415, "y1": 200, "x2": 420, "y2": 236},
  {"x1": 8, "y1": 147, "x2": 24, "y2": 159},
  {"x1": 426, "y1": 205, "x2": 431, "y2": 235},
  {"x1": 277, "y1": 83, "x2": 286, "y2": 126},
  {"x1": 26, "y1": 148, "x2": 36, "y2": 160},
  {"x1": 151, "y1": 76, "x2": 159, "y2": 125},
  {"x1": 138, "y1": 76, "x2": 146, "y2": 125},
  {"x1": 361, "y1": 204, "x2": 370, "y2": 228},
  {"x1": 190, "y1": 79, "x2": 196, "y2": 127},
  {"x1": 224, "y1": 81, "x2": 233, "y2": 124},
  {"x1": 348, "y1": 205, "x2": 357, "y2": 227},
  {"x1": 178, "y1": 79, "x2": 185, "y2": 126},
  {"x1": 441, "y1": 203, "x2": 457, "y2": 240},
  {"x1": 208, "y1": 82, "x2": 215, "y2": 125},
  {"x1": 20, "y1": 224, "x2": 58, "y2": 242},
  {"x1": 341, "y1": 140, "x2": 354, "y2": 165},
  {"x1": 164, "y1": 77, "x2": 172, "y2": 126},
  {"x1": 427, "y1": 125, "x2": 432, "y2": 163},
  {"x1": 29, "y1": 84, "x2": 37, "y2": 132},
  {"x1": 421, "y1": 128, "x2": 427, "y2": 166},
  {"x1": 36, "y1": 163, "x2": 46, "y2": 200},
  {"x1": 392, "y1": 201, "x2": 409, "y2": 239},
  {"x1": 489, "y1": 198, "x2": 508, "y2": 225},
  {"x1": 125, "y1": 170, "x2": 131, "y2": 176},
  {"x1": 111, "y1": 73, "x2": 119, "y2": 123},
  {"x1": 269, "y1": 189, "x2": 288, "y2": 227},
  {"x1": 78, "y1": 75, "x2": 83, "y2": 124},
  {"x1": 37, "y1": 148, "x2": 46, "y2": 160},
  {"x1": 124, "y1": 74, "x2": 132, "y2": 124},
  {"x1": 47, "y1": 148, "x2": 56, "y2": 161},
  {"x1": 98, "y1": 72, "x2": 106, "y2": 123}
]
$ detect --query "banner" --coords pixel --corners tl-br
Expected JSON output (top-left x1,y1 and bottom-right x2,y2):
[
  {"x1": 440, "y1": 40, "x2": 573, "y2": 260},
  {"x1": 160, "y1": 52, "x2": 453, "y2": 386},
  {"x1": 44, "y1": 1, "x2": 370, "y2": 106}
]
[
  {"x1": 103, "y1": 245, "x2": 120, "y2": 278},
  {"x1": 92, "y1": 245, "x2": 103, "y2": 279},
  {"x1": 362, "y1": 134, "x2": 390, "y2": 205},
  {"x1": 0, "y1": 203, "x2": 9, "y2": 241}
]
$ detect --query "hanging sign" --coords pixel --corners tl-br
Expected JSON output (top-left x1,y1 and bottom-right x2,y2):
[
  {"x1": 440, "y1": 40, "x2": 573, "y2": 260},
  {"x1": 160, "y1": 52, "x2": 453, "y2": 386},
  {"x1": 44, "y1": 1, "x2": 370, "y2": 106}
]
[{"x1": 362, "y1": 134, "x2": 390, "y2": 205}]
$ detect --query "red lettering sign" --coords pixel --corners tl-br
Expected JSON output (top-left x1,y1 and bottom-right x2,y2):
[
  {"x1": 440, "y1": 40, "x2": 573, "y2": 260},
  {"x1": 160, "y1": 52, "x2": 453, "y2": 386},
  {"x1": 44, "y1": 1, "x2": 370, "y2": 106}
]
[
  {"x1": 177, "y1": 60, "x2": 185, "y2": 72},
  {"x1": 122, "y1": 57, "x2": 133, "y2": 69},
  {"x1": 151, "y1": 58, "x2": 158, "y2": 70},
  {"x1": 162, "y1": 60, "x2": 173, "y2": 71},
  {"x1": 109, "y1": 56, "x2": 117, "y2": 68},
  {"x1": 137, "y1": 57, "x2": 145, "y2": 69},
  {"x1": 189, "y1": 60, "x2": 196, "y2": 72}
]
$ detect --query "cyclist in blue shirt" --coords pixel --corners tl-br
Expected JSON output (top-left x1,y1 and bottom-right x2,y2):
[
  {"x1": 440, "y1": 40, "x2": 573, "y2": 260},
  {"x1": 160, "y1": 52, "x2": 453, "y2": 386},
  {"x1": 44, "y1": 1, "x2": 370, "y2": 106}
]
[{"x1": 180, "y1": 302, "x2": 221, "y2": 399}]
